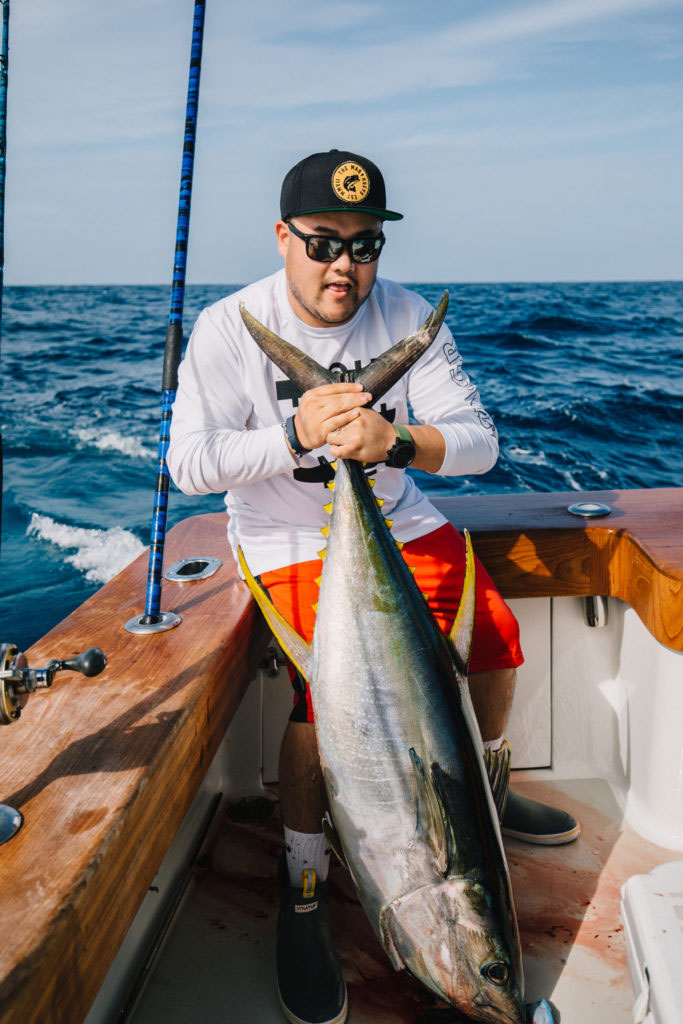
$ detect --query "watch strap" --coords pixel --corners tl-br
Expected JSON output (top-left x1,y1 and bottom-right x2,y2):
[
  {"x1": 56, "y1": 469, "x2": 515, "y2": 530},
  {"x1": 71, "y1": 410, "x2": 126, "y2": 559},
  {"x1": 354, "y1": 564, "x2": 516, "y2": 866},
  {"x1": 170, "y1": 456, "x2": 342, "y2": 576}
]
[
  {"x1": 393, "y1": 424, "x2": 413, "y2": 444},
  {"x1": 385, "y1": 424, "x2": 416, "y2": 468},
  {"x1": 284, "y1": 415, "x2": 311, "y2": 457}
]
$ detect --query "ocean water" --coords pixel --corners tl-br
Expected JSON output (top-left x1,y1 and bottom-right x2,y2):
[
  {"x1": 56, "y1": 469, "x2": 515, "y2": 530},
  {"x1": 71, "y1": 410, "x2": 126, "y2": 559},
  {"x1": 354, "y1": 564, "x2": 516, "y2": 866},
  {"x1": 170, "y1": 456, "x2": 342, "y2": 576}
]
[{"x1": 1, "y1": 281, "x2": 681, "y2": 651}]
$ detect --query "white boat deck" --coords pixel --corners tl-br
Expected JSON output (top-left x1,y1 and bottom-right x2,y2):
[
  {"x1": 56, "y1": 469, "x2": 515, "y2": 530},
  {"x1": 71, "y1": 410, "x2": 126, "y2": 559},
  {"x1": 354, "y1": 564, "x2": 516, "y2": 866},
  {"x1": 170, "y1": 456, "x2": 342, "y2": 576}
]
[{"x1": 129, "y1": 774, "x2": 677, "y2": 1024}]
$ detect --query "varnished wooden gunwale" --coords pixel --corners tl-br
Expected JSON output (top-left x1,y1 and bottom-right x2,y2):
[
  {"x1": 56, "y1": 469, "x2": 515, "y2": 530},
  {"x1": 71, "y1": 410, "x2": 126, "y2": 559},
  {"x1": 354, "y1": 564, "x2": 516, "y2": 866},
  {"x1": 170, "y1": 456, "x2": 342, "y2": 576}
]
[
  {"x1": 0, "y1": 515, "x2": 268, "y2": 1023},
  {"x1": 435, "y1": 487, "x2": 682, "y2": 651},
  {"x1": 0, "y1": 487, "x2": 679, "y2": 1023}
]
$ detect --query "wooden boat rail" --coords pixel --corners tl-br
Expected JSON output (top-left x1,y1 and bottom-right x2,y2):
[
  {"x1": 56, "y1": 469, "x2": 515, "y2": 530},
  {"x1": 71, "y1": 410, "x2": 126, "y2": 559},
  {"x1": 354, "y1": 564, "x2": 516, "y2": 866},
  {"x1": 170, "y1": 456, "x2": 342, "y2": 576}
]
[
  {"x1": 437, "y1": 487, "x2": 682, "y2": 652},
  {"x1": 0, "y1": 487, "x2": 680, "y2": 1022}
]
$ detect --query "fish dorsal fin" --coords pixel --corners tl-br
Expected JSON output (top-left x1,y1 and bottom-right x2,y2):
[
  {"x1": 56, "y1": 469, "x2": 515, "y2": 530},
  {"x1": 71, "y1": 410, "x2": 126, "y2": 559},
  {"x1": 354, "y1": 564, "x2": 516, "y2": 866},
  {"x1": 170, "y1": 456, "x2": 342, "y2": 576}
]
[
  {"x1": 355, "y1": 291, "x2": 449, "y2": 405},
  {"x1": 239, "y1": 304, "x2": 333, "y2": 393},
  {"x1": 322, "y1": 811, "x2": 348, "y2": 870},
  {"x1": 483, "y1": 740, "x2": 512, "y2": 823},
  {"x1": 409, "y1": 748, "x2": 454, "y2": 877},
  {"x1": 448, "y1": 529, "x2": 476, "y2": 674},
  {"x1": 237, "y1": 546, "x2": 312, "y2": 682}
]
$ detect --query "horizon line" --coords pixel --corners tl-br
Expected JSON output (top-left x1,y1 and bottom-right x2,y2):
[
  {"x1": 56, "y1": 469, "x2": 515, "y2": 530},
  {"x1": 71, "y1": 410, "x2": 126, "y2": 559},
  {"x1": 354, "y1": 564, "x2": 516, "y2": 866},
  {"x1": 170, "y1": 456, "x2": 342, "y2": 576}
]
[{"x1": 4, "y1": 277, "x2": 682, "y2": 288}]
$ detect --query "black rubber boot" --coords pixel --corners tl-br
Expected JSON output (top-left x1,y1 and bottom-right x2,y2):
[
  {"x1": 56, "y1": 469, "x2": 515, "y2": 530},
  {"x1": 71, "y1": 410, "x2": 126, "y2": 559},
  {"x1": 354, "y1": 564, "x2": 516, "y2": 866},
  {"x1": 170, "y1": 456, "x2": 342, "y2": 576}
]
[
  {"x1": 485, "y1": 741, "x2": 581, "y2": 846},
  {"x1": 501, "y1": 788, "x2": 581, "y2": 845},
  {"x1": 277, "y1": 857, "x2": 348, "y2": 1024}
]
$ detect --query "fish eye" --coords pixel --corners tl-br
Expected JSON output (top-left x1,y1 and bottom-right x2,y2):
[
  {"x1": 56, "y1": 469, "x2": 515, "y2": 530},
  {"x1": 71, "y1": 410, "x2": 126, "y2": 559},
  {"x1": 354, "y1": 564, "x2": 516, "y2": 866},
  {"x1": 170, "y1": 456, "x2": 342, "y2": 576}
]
[{"x1": 482, "y1": 960, "x2": 509, "y2": 986}]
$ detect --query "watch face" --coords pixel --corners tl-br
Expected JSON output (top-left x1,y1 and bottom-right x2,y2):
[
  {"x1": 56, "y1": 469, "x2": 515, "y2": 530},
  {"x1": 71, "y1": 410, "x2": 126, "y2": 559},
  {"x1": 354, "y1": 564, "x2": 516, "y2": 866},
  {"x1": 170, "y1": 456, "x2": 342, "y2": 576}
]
[{"x1": 386, "y1": 438, "x2": 415, "y2": 468}]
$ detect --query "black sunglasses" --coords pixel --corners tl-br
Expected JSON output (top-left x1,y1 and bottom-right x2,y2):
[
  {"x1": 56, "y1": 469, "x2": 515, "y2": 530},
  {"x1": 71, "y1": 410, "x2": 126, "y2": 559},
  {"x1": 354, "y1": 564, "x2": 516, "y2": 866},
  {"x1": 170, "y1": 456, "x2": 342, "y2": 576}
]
[{"x1": 287, "y1": 221, "x2": 385, "y2": 264}]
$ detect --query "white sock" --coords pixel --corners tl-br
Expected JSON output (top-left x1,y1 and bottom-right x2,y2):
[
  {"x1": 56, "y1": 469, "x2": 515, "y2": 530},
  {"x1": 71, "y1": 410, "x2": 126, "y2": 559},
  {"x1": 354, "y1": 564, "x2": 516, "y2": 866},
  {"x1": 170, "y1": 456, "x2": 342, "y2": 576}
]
[
  {"x1": 483, "y1": 735, "x2": 504, "y2": 752},
  {"x1": 284, "y1": 826, "x2": 330, "y2": 887}
]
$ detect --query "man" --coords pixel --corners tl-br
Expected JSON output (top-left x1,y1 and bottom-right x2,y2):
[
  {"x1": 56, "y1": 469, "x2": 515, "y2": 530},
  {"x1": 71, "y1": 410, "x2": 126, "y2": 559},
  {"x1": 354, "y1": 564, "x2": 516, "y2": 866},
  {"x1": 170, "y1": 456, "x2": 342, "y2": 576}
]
[{"x1": 167, "y1": 149, "x2": 578, "y2": 1024}]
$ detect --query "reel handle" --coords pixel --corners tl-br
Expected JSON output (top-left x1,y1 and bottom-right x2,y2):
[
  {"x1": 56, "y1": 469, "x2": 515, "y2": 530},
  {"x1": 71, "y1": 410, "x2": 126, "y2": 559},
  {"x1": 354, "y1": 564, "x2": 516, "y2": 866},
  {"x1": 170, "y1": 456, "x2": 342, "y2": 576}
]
[{"x1": 0, "y1": 644, "x2": 107, "y2": 724}]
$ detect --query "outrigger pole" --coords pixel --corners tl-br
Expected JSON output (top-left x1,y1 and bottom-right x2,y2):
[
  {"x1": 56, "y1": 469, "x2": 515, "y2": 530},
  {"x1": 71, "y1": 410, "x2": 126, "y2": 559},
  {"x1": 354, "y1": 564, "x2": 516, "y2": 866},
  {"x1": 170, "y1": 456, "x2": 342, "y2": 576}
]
[{"x1": 126, "y1": 0, "x2": 206, "y2": 635}]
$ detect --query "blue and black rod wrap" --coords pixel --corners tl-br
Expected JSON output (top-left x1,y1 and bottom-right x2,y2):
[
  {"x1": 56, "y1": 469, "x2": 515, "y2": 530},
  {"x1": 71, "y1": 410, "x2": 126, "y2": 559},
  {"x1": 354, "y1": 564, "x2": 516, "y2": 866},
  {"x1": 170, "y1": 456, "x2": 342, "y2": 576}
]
[
  {"x1": 142, "y1": 0, "x2": 206, "y2": 624},
  {"x1": 0, "y1": 0, "x2": 10, "y2": 557}
]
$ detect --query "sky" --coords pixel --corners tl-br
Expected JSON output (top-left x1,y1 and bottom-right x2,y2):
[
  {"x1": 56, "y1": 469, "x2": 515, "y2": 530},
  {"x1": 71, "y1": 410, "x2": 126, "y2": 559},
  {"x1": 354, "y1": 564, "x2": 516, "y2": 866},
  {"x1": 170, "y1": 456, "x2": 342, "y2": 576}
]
[{"x1": 5, "y1": 0, "x2": 683, "y2": 284}]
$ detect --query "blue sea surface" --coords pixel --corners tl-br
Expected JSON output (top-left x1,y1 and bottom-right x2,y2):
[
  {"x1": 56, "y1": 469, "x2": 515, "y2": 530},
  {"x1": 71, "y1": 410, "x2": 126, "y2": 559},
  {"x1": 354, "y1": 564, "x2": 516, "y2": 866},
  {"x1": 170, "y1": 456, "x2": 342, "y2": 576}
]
[{"x1": 1, "y1": 281, "x2": 681, "y2": 650}]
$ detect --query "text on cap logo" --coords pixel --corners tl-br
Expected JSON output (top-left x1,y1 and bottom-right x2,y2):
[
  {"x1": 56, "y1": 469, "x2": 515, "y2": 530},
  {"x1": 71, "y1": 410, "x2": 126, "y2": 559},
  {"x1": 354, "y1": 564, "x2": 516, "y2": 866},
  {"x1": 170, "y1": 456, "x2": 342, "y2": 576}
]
[{"x1": 332, "y1": 162, "x2": 370, "y2": 204}]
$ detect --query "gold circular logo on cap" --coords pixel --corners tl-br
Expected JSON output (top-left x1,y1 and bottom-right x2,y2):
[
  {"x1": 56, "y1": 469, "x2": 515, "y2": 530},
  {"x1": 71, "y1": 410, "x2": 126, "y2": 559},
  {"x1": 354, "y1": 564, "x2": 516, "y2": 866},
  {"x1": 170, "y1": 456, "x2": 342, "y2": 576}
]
[{"x1": 331, "y1": 162, "x2": 370, "y2": 204}]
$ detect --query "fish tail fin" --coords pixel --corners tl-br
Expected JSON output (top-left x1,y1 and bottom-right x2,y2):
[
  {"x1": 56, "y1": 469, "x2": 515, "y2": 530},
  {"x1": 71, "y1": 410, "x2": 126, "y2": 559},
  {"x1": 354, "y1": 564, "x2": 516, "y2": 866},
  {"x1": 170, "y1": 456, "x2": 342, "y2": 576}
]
[
  {"x1": 240, "y1": 295, "x2": 448, "y2": 410},
  {"x1": 354, "y1": 291, "x2": 449, "y2": 404},
  {"x1": 448, "y1": 529, "x2": 476, "y2": 674},
  {"x1": 239, "y1": 305, "x2": 334, "y2": 392},
  {"x1": 237, "y1": 546, "x2": 312, "y2": 681}
]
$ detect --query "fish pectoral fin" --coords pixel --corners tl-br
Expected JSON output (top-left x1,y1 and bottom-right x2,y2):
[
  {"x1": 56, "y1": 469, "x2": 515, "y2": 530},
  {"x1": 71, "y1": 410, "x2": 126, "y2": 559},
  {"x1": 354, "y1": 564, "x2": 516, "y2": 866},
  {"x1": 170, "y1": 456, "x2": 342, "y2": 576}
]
[
  {"x1": 378, "y1": 903, "x2": 407, "y2": 972},
  {"x1": 322, "y1": 812, "x2": 348, "y2": 870},
  {"x1": 428, "y1": 762, "x2": 461, "y2": 878},
  {"x1": 409, "y1": 748, "x2": 450, "y2": 876},
  {"x1": 448, "y1": 529, "x2": 476, "y2": 674},
  {"x1": 237, "y1": 546, "x2": 312, "y2": 681}
]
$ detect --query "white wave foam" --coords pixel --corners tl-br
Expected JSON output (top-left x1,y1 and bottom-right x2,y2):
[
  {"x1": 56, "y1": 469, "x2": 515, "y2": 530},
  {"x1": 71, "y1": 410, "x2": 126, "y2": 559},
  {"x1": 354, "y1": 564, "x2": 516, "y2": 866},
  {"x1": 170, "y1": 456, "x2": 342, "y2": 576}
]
[
  {"x1": 72, "y1": 426, "x2": 154, "y2": 460},
  {"x1": 507, "y1": 446, "x2": 549, "y2": 467},
  {"x1": 562, "y1": 471, "x2": 583, "y2": 491},
  {"x1": 27, "y1": 513, "x2": 145, "y2": 584}
]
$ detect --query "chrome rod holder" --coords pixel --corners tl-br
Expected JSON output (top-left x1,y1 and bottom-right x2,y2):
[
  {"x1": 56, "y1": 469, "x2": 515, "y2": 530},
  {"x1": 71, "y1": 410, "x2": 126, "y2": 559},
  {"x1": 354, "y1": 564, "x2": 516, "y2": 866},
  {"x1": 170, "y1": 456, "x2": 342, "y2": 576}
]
[
  {"x1": 164, "y1": 556, "x2": 222, "y2": 582},
  {"x1": 583, "y1": 595, "x2": 609, "y2": 628},
  {"x1": 124, "y1": 611, "x2": 182, "y2": 635}
]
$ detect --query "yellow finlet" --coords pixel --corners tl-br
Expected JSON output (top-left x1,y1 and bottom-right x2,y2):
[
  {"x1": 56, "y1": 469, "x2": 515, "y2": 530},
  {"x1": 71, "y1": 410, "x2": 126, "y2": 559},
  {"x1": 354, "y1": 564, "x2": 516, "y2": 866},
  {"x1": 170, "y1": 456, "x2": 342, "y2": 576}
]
[
  {"x1": 320, "y1": 524, "x2": 329, "y2": 537},
  {"x1": 314, "y1": 575, "x2": 322, "y2": 587},
  {"x1": 376, "y1": 497, "x2": 385, "y2": 508},
  {"x1": 327, "y1": 481, "x2": 335, "y2": 491},
  {"x1": 384, "y1": 518, "x2": 394, "y2": 529},
  {"x1": 422, "y1": 591, "x2": 430, "y2": 601},
  {"x1": 368, "y1": 478, "x2": 376, "y2": 488},
  {"x1": 317, "y1": 548, "x2": 326, "y2": 559},
  {"x1": 312, "y1": 602, "x2": 318, "y2": 613},
  {"x1": 323, "y1": 502, "x2": 333, "y2": 514},
  {"x1": 330, "y1": 460, "x2": 338, "y2": 470},
  {"x1": 396, "y1": 541, "x2": 404, "y2": 550},
  {"x1": 408, "y1": 565, "x2": 416, "y2": 575}
]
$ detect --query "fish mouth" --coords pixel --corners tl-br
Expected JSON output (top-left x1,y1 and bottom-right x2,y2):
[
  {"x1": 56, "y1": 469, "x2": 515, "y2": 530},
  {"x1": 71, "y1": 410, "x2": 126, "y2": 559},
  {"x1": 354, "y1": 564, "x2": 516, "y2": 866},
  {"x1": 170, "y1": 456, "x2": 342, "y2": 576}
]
[{"x1": 472, "y1": 986, "x2": 526, "y2": 1024}]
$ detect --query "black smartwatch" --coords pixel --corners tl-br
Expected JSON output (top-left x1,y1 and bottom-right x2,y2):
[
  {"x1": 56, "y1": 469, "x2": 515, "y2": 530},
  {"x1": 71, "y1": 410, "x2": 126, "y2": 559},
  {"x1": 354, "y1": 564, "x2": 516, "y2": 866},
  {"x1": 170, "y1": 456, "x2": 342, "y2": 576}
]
[
  {"x1": 385, "y1": 424, "x2": 416, "y2": 469},
  {"x1": 283, "y1": 414, "x2": 311, "y2": 457}
]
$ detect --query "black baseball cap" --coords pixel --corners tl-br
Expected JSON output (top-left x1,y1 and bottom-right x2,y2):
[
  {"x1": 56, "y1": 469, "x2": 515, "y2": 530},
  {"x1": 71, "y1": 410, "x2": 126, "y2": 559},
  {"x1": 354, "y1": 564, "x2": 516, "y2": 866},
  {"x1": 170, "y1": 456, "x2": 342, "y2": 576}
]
[{"x1": 280, "y1": 149, "x2": 403, "y2": 222}]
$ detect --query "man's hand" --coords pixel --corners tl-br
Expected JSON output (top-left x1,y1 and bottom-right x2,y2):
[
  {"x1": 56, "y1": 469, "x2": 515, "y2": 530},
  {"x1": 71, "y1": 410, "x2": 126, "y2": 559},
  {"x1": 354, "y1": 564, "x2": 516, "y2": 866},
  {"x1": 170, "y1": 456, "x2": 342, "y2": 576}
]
[
  {"x1": 293, "y1": 383, "x2": 372, "y2": 451},
  {"x1": 328, "y1": 415, "x2": 447, "y2": 472},
  {"x1": 327, "y1": 407, "x2": 396, "y2": 463}
]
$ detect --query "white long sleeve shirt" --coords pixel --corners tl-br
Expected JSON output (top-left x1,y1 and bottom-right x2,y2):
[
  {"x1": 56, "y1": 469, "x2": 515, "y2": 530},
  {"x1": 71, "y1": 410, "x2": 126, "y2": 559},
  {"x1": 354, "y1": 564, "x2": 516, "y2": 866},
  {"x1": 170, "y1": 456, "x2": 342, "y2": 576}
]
[{"x1": 167, "y1": 270, "x2": 498, "y2": 576}]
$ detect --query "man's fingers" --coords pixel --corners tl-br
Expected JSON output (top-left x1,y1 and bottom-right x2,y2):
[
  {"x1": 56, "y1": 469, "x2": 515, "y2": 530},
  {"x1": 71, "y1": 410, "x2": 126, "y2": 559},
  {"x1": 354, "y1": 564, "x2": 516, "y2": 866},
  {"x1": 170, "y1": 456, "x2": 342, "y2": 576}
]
[
  {"x1": 311, "y1": 382, "x2": 367, "y2": 396},
  {"x1": 303, "y1": 392, "x2": 372, "y2": 415},
  {"x1": 295, "y1": 389, "x2": 372, "y2": 450},
  {"x1": 324, "y1": 409, "x2": 361, "y2": 434}
]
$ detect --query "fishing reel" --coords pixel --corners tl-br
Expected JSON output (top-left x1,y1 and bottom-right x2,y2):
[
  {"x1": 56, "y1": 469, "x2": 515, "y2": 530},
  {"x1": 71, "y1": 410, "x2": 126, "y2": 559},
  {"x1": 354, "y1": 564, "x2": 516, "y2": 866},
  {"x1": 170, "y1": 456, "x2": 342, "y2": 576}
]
[{"x1": 0, "y1": 643, "x2": 107, "y2": 725}]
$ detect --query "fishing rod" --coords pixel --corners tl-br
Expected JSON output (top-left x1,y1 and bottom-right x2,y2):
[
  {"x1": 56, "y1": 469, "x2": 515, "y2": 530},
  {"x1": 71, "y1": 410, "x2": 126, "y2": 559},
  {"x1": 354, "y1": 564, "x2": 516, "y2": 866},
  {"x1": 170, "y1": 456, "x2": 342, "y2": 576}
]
[
  {"x1": 0, "y1": 0, "x2": 9, "y2": 556},
  {"x1": 125, "y1": 0, "x2": 207, "y2": 635}
]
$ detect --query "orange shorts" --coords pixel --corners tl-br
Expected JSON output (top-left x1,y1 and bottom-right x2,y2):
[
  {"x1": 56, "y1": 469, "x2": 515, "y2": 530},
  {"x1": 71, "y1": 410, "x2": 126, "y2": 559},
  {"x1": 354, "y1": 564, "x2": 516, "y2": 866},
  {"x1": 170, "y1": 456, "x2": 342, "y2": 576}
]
[{"x1": 259, "y1": 522, "x2": 523, "y2": 723}]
